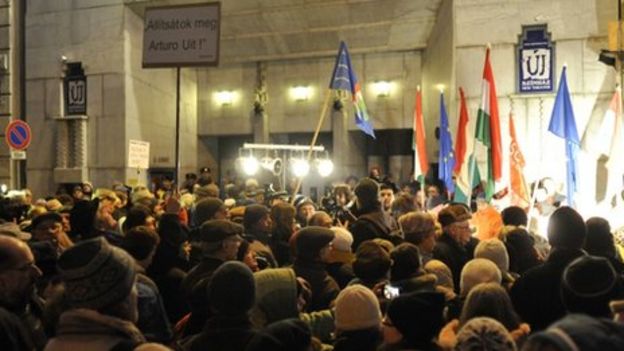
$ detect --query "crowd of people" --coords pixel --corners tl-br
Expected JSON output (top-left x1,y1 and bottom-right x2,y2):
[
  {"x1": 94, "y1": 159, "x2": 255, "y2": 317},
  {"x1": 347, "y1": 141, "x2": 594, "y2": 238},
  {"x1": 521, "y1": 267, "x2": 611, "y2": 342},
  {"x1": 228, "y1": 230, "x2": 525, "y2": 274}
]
[{"x1": 2, "y1": 171, "x2": 624, "y2": 351}]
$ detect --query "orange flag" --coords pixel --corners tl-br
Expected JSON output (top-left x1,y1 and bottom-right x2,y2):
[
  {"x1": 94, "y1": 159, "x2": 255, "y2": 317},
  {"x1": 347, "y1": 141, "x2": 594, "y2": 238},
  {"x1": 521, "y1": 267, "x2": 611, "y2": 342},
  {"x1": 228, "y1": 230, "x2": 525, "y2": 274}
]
[{"x1": 509, "y1": 112, "x2": 530, "y2": 208}]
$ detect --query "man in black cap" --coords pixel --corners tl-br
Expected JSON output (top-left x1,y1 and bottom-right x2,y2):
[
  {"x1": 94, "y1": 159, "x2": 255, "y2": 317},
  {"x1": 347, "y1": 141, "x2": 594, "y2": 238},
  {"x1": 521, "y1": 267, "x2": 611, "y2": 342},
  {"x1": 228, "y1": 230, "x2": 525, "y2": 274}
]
[
  {"x1": 181, "y1": 219, "x2": 244, "y2": 336},
  {"x1": 510, "y1": 206, "x2": 587, "y2": 331},
  {"x1": 348, "y1": 178, "x2": 399, "y2": 251},
  {"x1": 433, "y1": 204, "x2": 475, "y2": 292}
]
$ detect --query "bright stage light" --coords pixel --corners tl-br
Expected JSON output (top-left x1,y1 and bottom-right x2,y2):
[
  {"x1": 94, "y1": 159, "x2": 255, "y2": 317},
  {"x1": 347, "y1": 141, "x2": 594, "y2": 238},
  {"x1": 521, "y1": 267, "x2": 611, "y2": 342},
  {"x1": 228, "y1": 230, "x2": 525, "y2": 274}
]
[
  {"x1": 241, "y1": 156, "x2": 259, "y2": 175},
  {"x1": 291, "y1": 158, "x2": 310, "y2": 177},
  {"x1": 317, "y1": 159, "x2": 334, "y2": 177}
]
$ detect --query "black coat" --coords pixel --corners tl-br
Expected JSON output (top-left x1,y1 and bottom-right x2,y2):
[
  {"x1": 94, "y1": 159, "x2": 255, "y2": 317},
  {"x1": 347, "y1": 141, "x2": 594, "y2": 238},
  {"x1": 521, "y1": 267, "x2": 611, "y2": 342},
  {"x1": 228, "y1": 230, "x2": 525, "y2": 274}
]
[
  {"x1": 349, "y1": 209, "x2": 398, "y2": 251},
  {"x1": 432, "y1": 232, "x2": 472, "y2": 292},
  {"x1": 180, "y1": 315, "x2": 277, "y2": 351},
  {"x1": 510, "y1": 248, "x2": 585, "y2": 331},
  {"x1": 333, "y1": 329, "x2": 382, "y2": 351},
  {"x1": 293, "y1": 260, "x2": 340, "y2": 312}
]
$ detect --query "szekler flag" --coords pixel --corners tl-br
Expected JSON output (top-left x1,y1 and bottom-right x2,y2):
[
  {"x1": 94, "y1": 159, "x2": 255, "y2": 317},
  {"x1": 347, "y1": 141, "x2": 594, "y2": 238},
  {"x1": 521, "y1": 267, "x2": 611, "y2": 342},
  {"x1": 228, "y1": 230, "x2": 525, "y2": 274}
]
[
  {"x1": 438, "y1": 92, "x2": 455, "y2": 193},
  {"x1": 474, "y1": 47, "x2": 503, "y2": 202},
  {"x1": 413, "y1": 87, "x2": 429, "y2": 181},
  {"x1": 329, "y1": 41, "x2": 375, "y2": 138},
  {"x1": 453, "y1": 87, "x2": 474, "y2": 204},
  {"x1": 509, "y1": 112, "x2": 530, "y2": 208},
  {"x1": 548, "y1": 66, "x2": 580, "y2": 207}
]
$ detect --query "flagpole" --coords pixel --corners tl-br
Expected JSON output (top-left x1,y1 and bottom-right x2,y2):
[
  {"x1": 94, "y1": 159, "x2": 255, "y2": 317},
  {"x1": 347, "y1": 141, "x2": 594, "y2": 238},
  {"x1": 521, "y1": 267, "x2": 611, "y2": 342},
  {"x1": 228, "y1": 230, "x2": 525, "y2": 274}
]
[{"x1": 290, "y1": 89, "x2": 333, "y2": 205}]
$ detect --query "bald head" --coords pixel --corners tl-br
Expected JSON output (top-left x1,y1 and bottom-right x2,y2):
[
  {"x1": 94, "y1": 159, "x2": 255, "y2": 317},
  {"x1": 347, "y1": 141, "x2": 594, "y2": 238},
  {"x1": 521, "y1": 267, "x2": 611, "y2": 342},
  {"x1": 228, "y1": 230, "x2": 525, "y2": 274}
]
[{"x1": 0, "y1": 236, "x2": 31, "y2": 271}]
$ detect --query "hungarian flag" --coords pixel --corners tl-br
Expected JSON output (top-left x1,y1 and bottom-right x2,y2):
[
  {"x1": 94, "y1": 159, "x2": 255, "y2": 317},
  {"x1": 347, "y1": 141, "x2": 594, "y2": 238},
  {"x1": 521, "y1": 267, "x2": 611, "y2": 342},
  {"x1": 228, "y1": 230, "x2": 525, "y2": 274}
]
[
  {"x1": 474, "y1": 47, "x2": 503, "y2": 201},
  {"x1": 603, "y1": 88, "x2": 623, "y2": 204},
  {"x1": 413, "y1": 87, "x2": 429, "y2": 181},
  {"x1": 329, "y1": 41, "x2": 375, "y2": 138},
  {"x1": 509, "y1": 112, "x2": 530, "y2": 207},
  {"x1": 454, "y1": 87, "x2": 474, "y2": 204}
]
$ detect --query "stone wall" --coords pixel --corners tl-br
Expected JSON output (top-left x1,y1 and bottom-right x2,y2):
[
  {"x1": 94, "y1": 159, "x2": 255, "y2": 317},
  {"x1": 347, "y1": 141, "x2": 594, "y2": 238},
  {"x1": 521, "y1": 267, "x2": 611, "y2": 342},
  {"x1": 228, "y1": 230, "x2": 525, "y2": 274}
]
[{"x1": 0, "y1": 0, "x2": 12, "y2": 189}]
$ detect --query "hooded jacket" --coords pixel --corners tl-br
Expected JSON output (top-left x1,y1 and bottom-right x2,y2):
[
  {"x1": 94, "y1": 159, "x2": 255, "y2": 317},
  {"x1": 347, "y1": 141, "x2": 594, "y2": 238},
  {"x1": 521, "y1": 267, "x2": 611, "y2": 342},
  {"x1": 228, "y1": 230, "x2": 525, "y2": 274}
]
[{"x1": 252, "y1": 268, "x2": 334, "y2": 342}]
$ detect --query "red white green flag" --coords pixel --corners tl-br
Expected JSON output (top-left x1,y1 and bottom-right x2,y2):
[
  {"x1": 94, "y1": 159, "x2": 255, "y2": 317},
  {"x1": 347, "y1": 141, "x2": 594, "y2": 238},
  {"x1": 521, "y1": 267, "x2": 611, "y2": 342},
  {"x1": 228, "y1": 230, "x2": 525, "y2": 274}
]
[
  {"x1": 453, "y1": 87, "x2": 472, "y2": 203},
  {"x1": 474, "y1": 47, "x2": 503, "y2": 201},
  {"x1": 413, "y1": 87, "x2": 429, "y2": 180}
]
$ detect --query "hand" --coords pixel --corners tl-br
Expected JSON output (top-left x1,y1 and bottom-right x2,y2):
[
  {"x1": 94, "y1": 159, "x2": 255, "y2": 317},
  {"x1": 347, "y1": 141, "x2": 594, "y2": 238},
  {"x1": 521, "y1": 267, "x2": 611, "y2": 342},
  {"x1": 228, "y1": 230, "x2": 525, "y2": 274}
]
[
  {"x1": 510, "y1": 323, "x2": 530, "y2": 341},
  {"x1": 438, "y1": 319, "x2": 459, "y2": 350}
]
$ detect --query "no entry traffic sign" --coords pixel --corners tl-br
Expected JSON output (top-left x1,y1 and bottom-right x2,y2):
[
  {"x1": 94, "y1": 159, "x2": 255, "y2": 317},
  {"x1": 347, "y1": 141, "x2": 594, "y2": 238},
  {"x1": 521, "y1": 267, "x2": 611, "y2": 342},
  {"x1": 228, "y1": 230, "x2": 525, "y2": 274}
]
[{"x1": 5, "y1": 120, "x2": 32, "y2": 151}]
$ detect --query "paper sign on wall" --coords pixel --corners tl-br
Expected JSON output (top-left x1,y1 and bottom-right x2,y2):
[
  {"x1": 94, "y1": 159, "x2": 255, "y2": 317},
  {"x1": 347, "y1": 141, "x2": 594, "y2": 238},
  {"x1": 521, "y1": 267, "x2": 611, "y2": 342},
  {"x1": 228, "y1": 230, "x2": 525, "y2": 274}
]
[{"x1": 128, "y1": 140, "x2": 150, "y2": 169}]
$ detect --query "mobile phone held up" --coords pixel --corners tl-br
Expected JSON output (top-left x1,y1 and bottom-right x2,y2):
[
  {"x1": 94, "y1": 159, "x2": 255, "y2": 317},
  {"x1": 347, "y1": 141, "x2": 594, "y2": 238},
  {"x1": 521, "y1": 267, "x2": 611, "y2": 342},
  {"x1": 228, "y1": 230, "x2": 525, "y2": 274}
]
[{"x1": 384, "y1": 284, "x2": 400, "y2": 299}]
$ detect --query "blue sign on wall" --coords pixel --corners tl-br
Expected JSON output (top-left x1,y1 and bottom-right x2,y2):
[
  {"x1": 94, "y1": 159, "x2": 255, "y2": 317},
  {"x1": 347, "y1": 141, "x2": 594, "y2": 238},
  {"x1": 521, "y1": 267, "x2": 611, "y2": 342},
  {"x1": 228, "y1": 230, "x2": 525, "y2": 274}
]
[{"x1": 517, "y1": 24, "x2": 555, "y2": 93}]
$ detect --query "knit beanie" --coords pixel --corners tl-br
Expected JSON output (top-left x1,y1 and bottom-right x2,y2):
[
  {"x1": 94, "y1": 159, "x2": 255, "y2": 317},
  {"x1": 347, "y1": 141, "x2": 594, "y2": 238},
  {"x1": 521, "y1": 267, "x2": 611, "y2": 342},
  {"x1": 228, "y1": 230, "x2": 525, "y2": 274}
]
[
  {"x1": 548, "y1": 206, "x2": 586, "y2": 249},
  {"x1": 386, "y1": 291, "x2": 445, "y2": 347},
  {"x1": 460, "y1": 258, "x2": 502, "y2": 297},
  {"x1": 527, "y1": 314, "x2": 624, "y2": 351},
  {"x1": 354, "y1": 178, "x2": 379, "y2": 207},
  {"x1": 330, "y1": 226, "x2": 354, "y2": 253},
  {"x1": 243, "y1": 204, "x2": 270, "y2": 230},
  {"x1": 424, "y1": 259, "x2": 454, "y2": 291},
  {"x1": 208, "y1": 261, "x2": 255, "y2": 315},
  {"x1": 334, "y1": 285, "x2": 382, "y2": 331},
  {"x1": 475, "y1": 239, "x2": 510, "y2": 273},
  {"x1": 58, "y1": 237, "x2": 136, "y2": 310},
  {"x1": 561, "y1": 255, "x2": 624, "y2": 317},
  {"x1": 195, "y1": 198, "x2": 225, "y2": 226},
  {"x1": 456, "y1": 317, "x2": 516, "y2": 351},
  {"x1": 295, "y1": 226, "x2": 334, "y2": 261}
]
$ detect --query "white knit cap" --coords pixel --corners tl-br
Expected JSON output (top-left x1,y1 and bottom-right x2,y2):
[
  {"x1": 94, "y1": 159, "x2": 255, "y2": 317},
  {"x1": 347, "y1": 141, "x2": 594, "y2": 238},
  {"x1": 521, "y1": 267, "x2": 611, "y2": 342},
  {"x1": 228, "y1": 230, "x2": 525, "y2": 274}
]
[
  {"x1": 335, "y1": 285, "x2": 381, "y2": 331},
  {"x1": 460, "y1": 258, "x2": 502, "y2": 297},
  {"x1": 475, "y1": 239, "x2": 509, "y2": 273},
  {"x1": 330, "y1": 226, "x2": 354, "y2": 253}
]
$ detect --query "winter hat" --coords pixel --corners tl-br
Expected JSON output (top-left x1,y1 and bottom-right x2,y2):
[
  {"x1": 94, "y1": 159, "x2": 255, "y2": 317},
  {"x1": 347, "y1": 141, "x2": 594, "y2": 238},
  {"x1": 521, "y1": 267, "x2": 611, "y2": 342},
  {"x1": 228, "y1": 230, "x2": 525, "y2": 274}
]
[
  {"x1": 252, "y1": 268, "x2": 299, "y2": 325},
  {"x1": 334, "y1": 284, "x2": 382, "y2": 331},
  {"x1": 501, "y1": 206, "x2": 528, "y2": 227},
  {"x1": 585, "y1": 217, "x2": 616, "y2": 258},
  {"x1": 0, "y1": 221, "x2": 31, "y2": 241},
  {"x1": 548, "y1": 206, "x2": 586, "y2": 249},
  {"x1": 198, "y1": 219, "x2": 244, "y2": 243},
  {"x1": 438, "y1": 204, "x2": 472, "y2": 228},
  {"x1": 527, "y1": 314, "x2": 624, "y2": 351},
  {"x1": 475, "y1": 239, "x2": 510, "y2": 274},
  {"x1": 389, "y1": 243, "x2": 422, "y2": 282},
  {"x1": 386, "y1": 291, "x2": 445, "y2": 347},
  {"x1": 208, "y1": 261, "x2": 255, "y2": 315},
  {"x1": 561, "y1": 255, "x2": 624, "y2": 317},
  {"x1": 194, "y1": 184, "x2": 219, "y2": 200},
  {"x1": 58, "y1": 237, "x2": 136, "y2": 309},
  {"x1": 354, "y1": 178, "x2": 380, "y2": 206},
  {"x1": 330, "y1": 226, "x2": 353, "y2": 253},
  {"x1": 69, "y1": 199, "x2": 99, "y2": 238},
  {"x1": 264, "y1": 318, "x2": 312, "y2": 351},
  {"x1": 424, "y1": 259, "x2": 454, "y2": 291},
  {"x1": 195, "y1": 198, "x2": 225, "y2": 225},
  {"x1": 31, "y1": 212, "x2": 63, "y2": 230},
  {"x1": 460, "y1": 258, "x2": 502, "y2": 297},
  {"x1": 295, "y1": 226, "x2": 334, "y2": 261},
  {"x1": 294, "y1": 196, "x2": 315, "y2": 211},
  {"x1": 455, "y1": 317, "x2": 516, "y2": 351},
  {"x1": 243, "y1": 204, "x2": 270, "y2": 230}
]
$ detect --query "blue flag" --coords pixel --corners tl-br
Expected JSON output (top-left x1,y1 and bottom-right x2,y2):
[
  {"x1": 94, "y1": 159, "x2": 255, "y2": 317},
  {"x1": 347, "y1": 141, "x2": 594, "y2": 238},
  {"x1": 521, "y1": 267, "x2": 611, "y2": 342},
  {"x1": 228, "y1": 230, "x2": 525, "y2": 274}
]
[
  {"x1": 548, "y1": 66, "x2": 580, "y2": 206},
  {"x1": 329, "y1": 42, "x2": 375, "y2": 138},
  {"x1": 438, "y1": 92, "x2": 455, "y2": 193}
]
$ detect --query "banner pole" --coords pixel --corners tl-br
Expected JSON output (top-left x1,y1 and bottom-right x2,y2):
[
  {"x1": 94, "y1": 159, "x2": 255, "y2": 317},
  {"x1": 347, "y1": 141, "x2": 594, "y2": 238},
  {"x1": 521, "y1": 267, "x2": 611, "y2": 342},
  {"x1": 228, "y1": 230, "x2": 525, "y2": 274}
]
[{"x1": 290, "y1": 90, "x2": 333, "y2": 205}]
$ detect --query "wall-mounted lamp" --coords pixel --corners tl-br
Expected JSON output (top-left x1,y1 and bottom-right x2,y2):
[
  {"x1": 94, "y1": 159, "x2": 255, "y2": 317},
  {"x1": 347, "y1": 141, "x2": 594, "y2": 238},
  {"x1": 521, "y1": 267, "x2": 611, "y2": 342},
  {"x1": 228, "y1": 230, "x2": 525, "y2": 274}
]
[
  {"x1": 291, "y1": 86, "x2": 311, "y2": 101},
  {"x1": 372, "y1": 81, "x2": 392, "y2": 97},
  {"x1": 215, "y1": 90, "x2": 235, "y2": 106}
]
